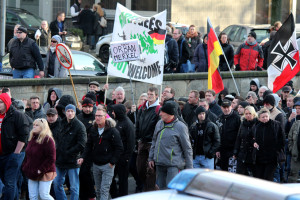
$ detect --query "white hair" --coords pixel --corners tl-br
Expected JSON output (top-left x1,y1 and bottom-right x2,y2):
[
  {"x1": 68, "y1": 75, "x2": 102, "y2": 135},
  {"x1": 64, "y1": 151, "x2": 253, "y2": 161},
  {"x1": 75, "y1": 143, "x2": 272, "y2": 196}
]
[{"x1": 115, "y1": 86, "x2": 125, "y2": 94}]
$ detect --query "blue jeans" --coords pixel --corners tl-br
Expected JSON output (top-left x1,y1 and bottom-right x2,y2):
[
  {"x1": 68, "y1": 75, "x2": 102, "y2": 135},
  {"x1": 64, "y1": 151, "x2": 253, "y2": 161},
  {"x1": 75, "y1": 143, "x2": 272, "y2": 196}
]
[
  {"x1": 53, "y1": 167, "x2": 80, "y2": 200},
  {"x1": 13, "y1": 68, "x2": 35, "y2": 78},
  {"x1": 156, "y1": 165, "x2": 179, "y2": 190},
  {"x1": 0, "y1": 152, "x2": 25, "y2": 200},
  {"x1": 28, "y1": 179, "x2": 54, "y2": 200},
  {"x1": 193, "y1": 155, "x2": 214, "y2": 169}
]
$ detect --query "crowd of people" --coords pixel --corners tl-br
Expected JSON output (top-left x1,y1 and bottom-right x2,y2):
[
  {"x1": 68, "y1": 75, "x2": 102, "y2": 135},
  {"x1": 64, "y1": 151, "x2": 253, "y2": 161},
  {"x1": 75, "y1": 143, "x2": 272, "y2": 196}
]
[
  {"x1": 164, "y1": 21, "x2": 282, "y2": 73},
  {"x1": 0, "y1": 76, "x2": 299, "y2": 199}
]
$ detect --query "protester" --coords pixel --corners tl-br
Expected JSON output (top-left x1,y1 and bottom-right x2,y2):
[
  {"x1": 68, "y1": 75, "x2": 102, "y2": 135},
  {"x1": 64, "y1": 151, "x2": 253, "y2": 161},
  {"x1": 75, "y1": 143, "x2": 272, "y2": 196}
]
[
  {"x1": 50, "y1": 12, "x2": 67, "y2": 38},
  {"x1": 262, "y1": 31, "x2": 277, "y2": 70},
  {"x1": 185, "y1": 25, "x2": 201, "y2": 61},
  {"x1": 164, "y1": 26, "x2": 179, "y2": 73},
  {"x1": 30, "y1": 96, "x2": 47, "y2": 120},
  {"x1": 45, "y1": 35, "x2": 68, "y2": 78},
  {"x1": 149, "y1": 102, "x2": 193, "y2": 189},
  {"x1": 79, "y1": 5, "x2": 95, "y2": 50},
  {"x1": 107, "y1": 86, "x2": 126, "y2": 117},
  {"x1": 182, "y1": 90, "x2": 199, "y2": 127},
  {"x1": 137, "y1": 93, "x2": 147, "y2": 110},
  {"x1": 249, "y1": 78, "x2": 260, "y2": 97},
  {"x1": 22, "y1": 118, "x2": 56, "y2": 200},
  {"x1": 35, "y1": 20, "x2": 51, "y2": 52},
  {"x1": 246, "y1": 91, "x2": 259, "y2": 111},
  {"x1": 173, "y1": 28, "x2": 190, "y2": 73},
  {"x1": 162, "y1": 86, "x2": 181, "y2": 117},
  {"x1": 233, "y1": 106, "x2": 257, "y2": 175},
  {"x1": 256, "y1": 86, "x2": 269, "y2": 109},
  {"x1": 70, "y1": 0, "x2": 82, "y2": 28},
  {"x1": 7, "y1": 24, "x2": 21, "y2": 52},
  {"x1": 284, "y1": 95, "x2": 295, "y2": 119},
  {"x1": 193, "y1": 34, "x2": 208, "y2": 72},
  {"x1": 217, "y1": 88, "x2": 229, "y2": 106},
  {"x1": 9, "y1": 26, "x2": 44, "y2": 78},
  {"x1": 53, "y1": 104, "x2": 87, "y2": 200},
  {"x1": 43, "y1": 88, "x2": 62, "y2": 113},
  {"x1": 237, "y1": 101, "x2": 250, "y2": 117},
  {"x1": 205, "y1": 89, "x2": 222, "y2": 116},
  {"x1": 218, "y1": 32, "x2": 234, "y2": 71},
  {"x1": 0, "y1": 93, "x2": 30, "y2": 199},
  {"x1": 234, "y1": 31, "x2": 264, "y2": 71},
  {"x1": 263, "y1": 94, "x2": 286, "y2": 129},
  {"x1": 78, "y1": 108, "x2": 123, "y2": 200},
  {"x1": 198, "y1": 99, "x2": 218, "y2": 124},
  {"x1": 93, "y1": 4, "x2": 105, "y2": 47},
  {"x1": 216, "y1": 99, "x2": 241, "y2": 171},
  {"x1": 190, "y1": 106, "x2": 220, "y2": 169},
  {"x1": 253, "y1": 108, "x2": 285, "y2": 181},
  {"x1": 274, "y1": 21, "x2": 282, "y2": 31},
  {"x1": 46, "y1": 108, "x2": 60, "y2": 142},
  {"x1": 281, "y1": 86, "x2": 291, "y2": 109}
]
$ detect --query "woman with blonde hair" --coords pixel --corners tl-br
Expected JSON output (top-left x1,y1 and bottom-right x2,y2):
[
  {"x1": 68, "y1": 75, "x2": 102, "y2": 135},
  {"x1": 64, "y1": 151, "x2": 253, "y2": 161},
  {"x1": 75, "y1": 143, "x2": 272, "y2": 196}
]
[
  {"x1": 137, "y1": 93, "x2": 147, "y2": 109},
  {"x1": 233, "y1": 106, "x2": 258, "y2": 176},
  {"x1": 35, "y1": 20, "x2": 51, "y2": 52},
  {"x1": 93, "y1": 4, "x2": 105, "y2": 49},
  {"x1": 22, "y1": 118, "x2": 56, "y2": 199}
]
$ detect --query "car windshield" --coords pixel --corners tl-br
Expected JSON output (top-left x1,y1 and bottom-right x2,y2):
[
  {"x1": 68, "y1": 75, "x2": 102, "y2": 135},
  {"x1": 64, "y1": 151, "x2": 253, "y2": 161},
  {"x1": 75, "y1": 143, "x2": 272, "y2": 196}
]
[
  {"x1": 253, "y1": 29, "x2": 269, "y2": 43},
  {"x1": 18, "y1": 12, "x2": 42, "y2": 27},
  {"x1": 73, "y1": 53, "x2": 104, "y2": 72}
]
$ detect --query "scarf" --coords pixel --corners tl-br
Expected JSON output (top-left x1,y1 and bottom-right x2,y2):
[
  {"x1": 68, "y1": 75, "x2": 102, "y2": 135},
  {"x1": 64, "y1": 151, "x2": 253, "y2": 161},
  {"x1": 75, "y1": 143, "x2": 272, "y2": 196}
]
[{"x1": 186, "y1": 31, "x2": 198, "y2": 39}]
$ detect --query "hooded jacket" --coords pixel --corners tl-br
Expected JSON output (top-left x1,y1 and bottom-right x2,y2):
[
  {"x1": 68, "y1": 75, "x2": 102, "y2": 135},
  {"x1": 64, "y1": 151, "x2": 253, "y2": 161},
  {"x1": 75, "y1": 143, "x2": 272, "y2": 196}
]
[
  {"x1": 0, "y1": 93, "x2": 30, "y2": 155},
  {"x1": 32, "y1": 104, "x2": 47, "y2": 120},
  {"x1": 43, "y1": 88, "x2": 63, "y2": 113},
  {"x1": 82, "y1": 118, "x2": 124, "y2": 166},
  {"x1": 149, "y1": 118, "x2": 193, "y2": 169},
  {"x1": 112, "y1": 104, "x2": 135, "y2": 161},
  {"x1": 249, "y1": 78, "x2": 260, "y2": 96},
  {"x1": 56, "y1": 95, "x2": 81, "y2": 118},
  {"x1": 190, "y1": 116, "x2": 220, "y2": 159},
  {"x1": 288, "y1": 119, "x2": 300, "y2": 161}
]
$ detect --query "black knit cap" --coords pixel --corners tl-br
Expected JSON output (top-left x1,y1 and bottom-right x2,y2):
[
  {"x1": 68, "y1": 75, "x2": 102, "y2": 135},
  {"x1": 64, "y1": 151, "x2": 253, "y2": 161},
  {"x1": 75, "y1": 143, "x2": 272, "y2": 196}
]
[
  {"x1": 82, "y1": 97, "x2": 94, "y2": 107},
  {"x1": 85, "y1": 91, "x2": 97, "y2": 103},
  {"x1": 248, "y1": 31, "x2": 256, "y2": 39},
  {"x1": 263, "y1": 95, "x2": 275, "y2": 106},
  {"x1": 195, "y1": 106, "x2": 206, "y2": 116},
  {"x1": 239, "y1": 101, "x2": 249, "y2": 108},
  {"x1": 17, "y1": 26, "x2": 27, "y2": 34},
  {"x1": 160, "y1": 102, "x2": 176, "y2": 115}
]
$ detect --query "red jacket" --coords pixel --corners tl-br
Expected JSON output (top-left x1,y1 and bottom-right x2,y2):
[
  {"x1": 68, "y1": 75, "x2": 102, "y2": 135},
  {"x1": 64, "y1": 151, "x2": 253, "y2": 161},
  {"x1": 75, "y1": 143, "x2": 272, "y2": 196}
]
[
  {"x1": 22, "y1": 135, "x2": 56, "y2": 180},
  {"x1": 234, "y1": 41, "x2": 264, "y2": 71}
]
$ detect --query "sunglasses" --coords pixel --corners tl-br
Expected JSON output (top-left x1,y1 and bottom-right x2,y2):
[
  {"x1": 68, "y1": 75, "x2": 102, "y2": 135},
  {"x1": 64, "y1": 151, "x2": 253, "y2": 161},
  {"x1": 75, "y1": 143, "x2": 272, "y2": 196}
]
[
  {"x1": 51, "y1": 40, "x2": 58, "y2": 43},
  {"x1": 16, "y1": 31, "x2": 23, "y2": 34}
]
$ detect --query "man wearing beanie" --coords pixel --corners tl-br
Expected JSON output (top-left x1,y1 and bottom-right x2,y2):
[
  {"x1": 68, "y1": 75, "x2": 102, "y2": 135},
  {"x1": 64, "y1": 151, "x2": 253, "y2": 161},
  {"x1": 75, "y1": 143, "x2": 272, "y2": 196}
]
[
  {"x1": 237, "y1": 101, "x2": 250, "y2": 116},
  {"x1": 54, "y1": 104, "x2": 87, "y2": 199},
  {"x1": 216, "y1": 99, "x2": 241, "y2": 171},
  {"x1": 9, "y1": 26, "x2": 44, "y2": 78},
  {"x1": 234, "y1": 31, "x2": 264, "y2": 71},
  {"x1": 190, "y1": 106, "x2": 220, "y2": 169},
  {"x1": 148, "y1": 102, "x2": 193, "y2": 189},
  {"x1": 0, "y1": 93, "x2": 30, "y2": 199},
  {"x1": 44, "y1": 35, "x2": 68, "y2": 78}
]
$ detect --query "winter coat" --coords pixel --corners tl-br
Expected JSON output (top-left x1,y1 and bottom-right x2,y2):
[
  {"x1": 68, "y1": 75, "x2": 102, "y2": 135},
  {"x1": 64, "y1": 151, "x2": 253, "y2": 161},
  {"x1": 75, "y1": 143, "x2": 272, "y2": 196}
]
[
  {"x1": 209, "y1": 100, "x2": 223, "y2": 117},
  {"x1": 93, "y1": 11, "x2": 103, "y2": 36},
  {"x1": 43, "y1": 88, "x2": 63, "y2": 113},
  {"x1": 252, "y1": 119, "x2": 285, "y2": 163},
  {"x1": 288, "y1": 119, "x2": 300, "y2": 161},
  {"x1": 56, "y1": 95, "x2": 81, "y2": 119},
  {"x1": 49, "y1": 119, "x2": 61, "y2": 143},
  {"x1": 113, "y1": 104, "x2": 135, "y2": 161},
  {"x1": 49, "y1": 19, "x2": 66, "y2": 36},
  {"x1": 78, "y1": 9, "x2": 95, "y2": 35},
  {"x1": 219, "y1": 43, "x2": 234, "y2": 71},
  {"x1": 45, "y1": 50, "x2": 68, "y2": 78},
  {"x1": 32, "y1": 104, "x2": 46, "y2": 120},
  {"x1": 177, "y1": 36, "x2": 191, "y2": 67},
  {"x1": 82, "y1": 119, "x2": 124, "y2": 166},
  {"x1": 182, "y1": 102, "x2": 198, "y2": 128},
  {"x1": 22, "y1": 135, "x2": 56, "y2": 180},
  {"x1": 216, "y1": 110, "x2": 241, "y2": 152},
  {"x1": 249, "y1": 78, "x2": 260, "y2": 97},
  {"x1": 207, "y1": 109, "x2": 218, "y2": 124},
  {"x1": 193, "y1": 43, "x2": 208, "y2": 72},
  {"x1": 185, "y1": 34, "x2": 201, "y2": 59},
  {"x1": 165, "y1": 35, "x2": 179, "y2": 65},
  {"x1": 77, "y1": 112, "x2": 95, "y2": 134},
  {"x1": 233, "y1": 118, "x2": 257, "y2": 163},
  {"x1": 262, "y1": 40, "x2": 271, "y2": 70},
  {"x1": 136, "y1": 99, "x2": 161, "y2": 143},
  {"x1": 234, "y1": 41, "x2": 264, "y2": 71},
  {"x1": 190, "y1": 118, "x2": 220, "y2": 159},
  {"x1": 149, "y1": 118, "x2": 193, "y2": 169},
  {"x1": 269, "y1": 107, "x2": 286, "y2": 130},
  {"x1": 55, "y1": 117, "x2": 87, "y2": 169}
]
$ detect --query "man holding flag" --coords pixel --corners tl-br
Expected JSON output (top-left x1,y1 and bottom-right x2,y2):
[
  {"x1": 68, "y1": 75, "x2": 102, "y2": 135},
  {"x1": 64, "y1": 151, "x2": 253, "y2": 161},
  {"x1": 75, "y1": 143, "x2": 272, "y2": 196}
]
[{"x1": 267, "y1": 13, "x2": 300, "y2": 93}]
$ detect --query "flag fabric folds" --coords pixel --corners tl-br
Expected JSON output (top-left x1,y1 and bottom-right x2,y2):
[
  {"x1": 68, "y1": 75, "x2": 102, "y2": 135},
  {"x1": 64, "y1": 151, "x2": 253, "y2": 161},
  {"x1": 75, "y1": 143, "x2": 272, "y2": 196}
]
[
  {"x1": 207, "y1": 18, "x2": 224, "y2": 94},
  {"x1": 148, "y1": 29, "x2": 166, "y2": 45},
  {"x1": 267, "y1": 13, "x2": 300, "y2": 93}
]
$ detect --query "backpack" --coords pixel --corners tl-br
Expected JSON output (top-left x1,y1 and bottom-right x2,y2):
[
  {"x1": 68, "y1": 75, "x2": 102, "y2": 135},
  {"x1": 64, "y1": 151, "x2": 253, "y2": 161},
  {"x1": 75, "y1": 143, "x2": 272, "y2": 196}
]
[
  {"x1": 99, "y1": 16, "x2": 107, "y2": 28},
  {"x1": 164, "y1": 40, "x2": 170, "y2": 66}
]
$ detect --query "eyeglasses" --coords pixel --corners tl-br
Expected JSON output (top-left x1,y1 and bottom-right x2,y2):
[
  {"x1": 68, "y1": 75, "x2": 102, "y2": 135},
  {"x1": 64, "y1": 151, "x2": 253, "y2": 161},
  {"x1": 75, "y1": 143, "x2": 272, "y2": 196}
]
[
  {"x1": 95, "y1": 115, "x2": 105, "y2": 118},
  {"x1": 16, "y1": 31, "x2": 23, "y2": 34},
  {"x1": 51, "y1": 40, "x2": 57, "y2": 43}
]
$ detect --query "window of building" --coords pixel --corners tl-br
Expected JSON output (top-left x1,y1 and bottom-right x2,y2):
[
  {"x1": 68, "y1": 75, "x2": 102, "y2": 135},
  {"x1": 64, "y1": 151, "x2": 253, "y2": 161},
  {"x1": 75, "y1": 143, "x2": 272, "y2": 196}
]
[
  {"x1": 132, "y1": 0, "x2": 157, "y2": 11},
  {"x1": 101, "y1": 0, "x2": 125, "y2": 9}
]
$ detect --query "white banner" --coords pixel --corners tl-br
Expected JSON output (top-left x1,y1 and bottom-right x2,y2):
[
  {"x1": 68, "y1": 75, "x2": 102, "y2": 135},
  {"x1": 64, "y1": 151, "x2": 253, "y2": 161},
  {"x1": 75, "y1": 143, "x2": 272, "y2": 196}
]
[{"x1": 107, "y1": 3, "x2": 166, "y2": 85}]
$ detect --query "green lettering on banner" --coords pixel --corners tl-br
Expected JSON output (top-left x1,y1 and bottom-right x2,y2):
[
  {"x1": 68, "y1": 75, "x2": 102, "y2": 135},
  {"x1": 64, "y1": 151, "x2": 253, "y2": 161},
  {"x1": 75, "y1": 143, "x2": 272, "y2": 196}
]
[
  {"x1": 110, "y1": 60, "x2": 128, "y2": 74},
  {"x1": 119, "y1": 12, "x2": 138, "y2": 28}
]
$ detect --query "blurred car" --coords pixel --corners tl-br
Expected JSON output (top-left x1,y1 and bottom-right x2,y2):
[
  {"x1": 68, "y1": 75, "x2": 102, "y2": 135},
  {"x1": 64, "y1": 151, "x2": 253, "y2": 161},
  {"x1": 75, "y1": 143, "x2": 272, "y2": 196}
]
[
  {"x1": 1, "y1": 50, "x2": 106, "y2": 77},
  {"x1": 115, "y1": 169, "x2": 300, "y2": 200},
  {"x1": 221, "y1": 24, "x2": 271, "y2": 52},
  {"x1": 5, "y1": 7, "x2": 83, "y2": 51},
  {"x1": 96, "y1": 33, "x2": 112, "y2": 63},
  {"x1": 168, "y1": 22, "x2": 189, "y2": 35}
]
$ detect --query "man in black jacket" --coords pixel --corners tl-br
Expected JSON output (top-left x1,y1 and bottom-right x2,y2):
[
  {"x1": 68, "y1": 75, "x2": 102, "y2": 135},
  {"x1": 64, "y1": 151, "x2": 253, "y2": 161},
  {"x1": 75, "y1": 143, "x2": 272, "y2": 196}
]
[
  {"x1": 110, "y1": 104, "x2": 134, "y2": 197},
  {"x1": 50, "y1": 12, "x2": 67, "y2": 38},
  {"x1": 205, "y1": 89, "x2": 223, "y2": 117},
  {"x1": 190, "y1": 106, "x2": 220, "y2": 169},
  {"x1": 53, "y1": 104, "x2": 87, "y2": 200},
  {"x1": 216, "y1": 99, "x2": 241, "y2": 171},
  {"x1": 173, "y1": 28, "x2": 190, "y2": 73},
  {"x1": 46, "y1": 108, "x2": 61, "y2": 142},
  {"x1": 198, "y1": 99, "x2": 218, "y2": 124},
  {"x1": 182, "y1": 90, "x2": 199, "y2": 128},
  {"x1": 78, "y1": 108, "x2": 123, "y2": 200}
]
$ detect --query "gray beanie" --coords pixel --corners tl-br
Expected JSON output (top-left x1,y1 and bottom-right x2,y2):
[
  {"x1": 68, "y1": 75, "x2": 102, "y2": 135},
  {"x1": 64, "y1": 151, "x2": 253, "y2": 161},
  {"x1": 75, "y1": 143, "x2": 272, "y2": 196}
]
[{"x1": 51, "y1": 35, "x2": 62, "y2": 43}]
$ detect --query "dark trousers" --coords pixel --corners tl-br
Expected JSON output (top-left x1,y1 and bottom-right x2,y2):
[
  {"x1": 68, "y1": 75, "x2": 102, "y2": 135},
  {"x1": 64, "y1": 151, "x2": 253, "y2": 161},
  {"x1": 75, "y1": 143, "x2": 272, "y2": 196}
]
[
  {"x1": 255, "y1": 162, "x2": 277, "y2": 181},
  {"x1": 110, "y1": 158, "x2": 130, "y2": 198},
  {"x1": 129, "y1": 152, "x2": 143, "y2": 192},
  {"x1": 79, "y1": 161, "x2": 96, "y2": 199},
  {"x1": 219, "y1": 151, "x2": 233, "y2": 171},
  {"x1": 136, "y1": 141, "x2": 156, "y2": 191},
  {"x1": 236, "y1": 160, "x2": 255, "y2": 176}
]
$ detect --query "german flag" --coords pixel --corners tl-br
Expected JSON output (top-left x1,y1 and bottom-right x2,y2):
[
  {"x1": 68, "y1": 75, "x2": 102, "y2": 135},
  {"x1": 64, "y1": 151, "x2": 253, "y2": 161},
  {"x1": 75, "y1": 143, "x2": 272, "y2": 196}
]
[
  {"x1": 148, "y1": 29, "x2": 166, "y2": 45},
  {"x1": 207, "y1": 18, "x2": 224, "y2": 94}
]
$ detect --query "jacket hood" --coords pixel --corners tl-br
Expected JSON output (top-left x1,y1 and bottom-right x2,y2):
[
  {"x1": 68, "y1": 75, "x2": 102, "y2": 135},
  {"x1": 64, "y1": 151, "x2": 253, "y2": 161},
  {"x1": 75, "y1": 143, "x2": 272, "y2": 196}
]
[
  {"x1": 0, "y1": 93, "x2": 11, "y2": 113},
  {"x1": 56, "y1": 95, "x2": 76, "y2": 118},
  {"x1": 145, "y1": 99, "x2": 159, "y2": 109},
  {"x1": 250, "y1": 78, "x2": 260, "y2": 88},
  {"x1": 47, "y1": 88, "x2": 62, "y2": 104},
  {"x1": 112, "y1": 104, "x2": 127, "y2": 120}
]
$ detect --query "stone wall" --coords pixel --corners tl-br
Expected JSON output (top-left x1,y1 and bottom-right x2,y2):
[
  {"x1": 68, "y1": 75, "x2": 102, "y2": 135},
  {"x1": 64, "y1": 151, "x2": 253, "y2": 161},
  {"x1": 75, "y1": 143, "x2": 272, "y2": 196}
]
[{"x1": 0, "y1": 71, "x2": 299, "y2": 104}]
